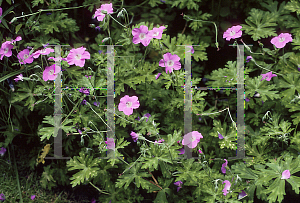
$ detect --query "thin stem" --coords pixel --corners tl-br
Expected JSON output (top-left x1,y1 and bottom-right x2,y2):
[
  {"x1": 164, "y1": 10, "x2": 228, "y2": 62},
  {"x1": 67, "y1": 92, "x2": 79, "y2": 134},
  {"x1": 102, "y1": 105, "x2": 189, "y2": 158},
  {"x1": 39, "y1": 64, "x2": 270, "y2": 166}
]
[
  {"x1": 10, "y1": 3, "x2": 99, "y2": 23},
  {"x1": 86, "y1": 102, "x2": 113, "y2": 132},
  {"x1": 11, "y1": 145, "x2": 23, "y2": 203},
  {"x1": 183, "y1": 14, "x2": 219, "y2": 49},
  {"x1": 89, "y1": 182, "x2": 110, "y2": 195},
  {"x1": 108, "y1": 14, "x2": 127, "y2": 28}
]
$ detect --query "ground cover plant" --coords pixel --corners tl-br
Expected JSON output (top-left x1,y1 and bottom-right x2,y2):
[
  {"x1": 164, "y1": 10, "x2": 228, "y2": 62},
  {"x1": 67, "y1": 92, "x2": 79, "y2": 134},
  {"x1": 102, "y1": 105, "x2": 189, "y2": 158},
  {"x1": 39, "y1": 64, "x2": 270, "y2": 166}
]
[{"x1": 1, "y1": 0, "x2": 300, "y2": 202}]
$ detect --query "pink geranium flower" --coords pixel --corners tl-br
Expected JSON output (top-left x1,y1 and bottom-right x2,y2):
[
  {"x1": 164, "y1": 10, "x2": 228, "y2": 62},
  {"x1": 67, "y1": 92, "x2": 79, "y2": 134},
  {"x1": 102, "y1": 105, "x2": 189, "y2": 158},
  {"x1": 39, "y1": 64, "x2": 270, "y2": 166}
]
[
  {"x1": 154, "y1": 139, "x2": 164, "y2": 145},
  {"x1": 0, "y1": 41, "x2": 14, "y2": 60},
  {"x1": 130, "y1": 131, "x2": 139, "y2": 142},
  {"x1": 17, "y1": 49, "x2": 34, "y2": 64},
  {"x1": 187, "y1": 46, "x2": 194, "y2": 54},
  {"x1": 0, "y1": 7, "x2": 2, "y2": 24},
  {"x1": 182, "y1": 131, "x2": 203, "y2": 149},
  {"x1": 217, "y1": 131, "x2": 224, "y2": 139},
  {"x1": 43, "y1": 64, "x2": 61, "y2": 81},
  {"x1": 281, "y1": 170, "x2": 290, "y2": 179},
  {"x1": 11, "y1": 36, "x2": 22, "y2": 44},
  {"x1": 31, "y1": 195, "x2": 35, "y2": 200},
  {"x1": 132, "y1": 25, "x2": 153, "y2": 47},
  {"x1": 32, "y1": 48, "x2": 54, "y2": 58},
  {"x1": 0, "y1": 193, "x2": 5, "y2": 201},
  {"x1": 14, "y1": 74, "x2": 23, "y2": 82},
  {"x1": 48, "y1": 56, "x2": 67, "y2": 61},
  {"x1": 178, "y1": 148, "x2": 185, "y2": 154},
  {"x1": 174, "y1": 181, "x2": 183, "y2": 192},
  {"x1": 148, "y1": 26, "x2": 166, "y2": 39},
  {"x1": 271, "y1": 33, "x2": 293, "y2": 48},
  {"x1": 223, "y1": 25, "x2": 242, "y2": 41},
  {"x1": 221, "y1": 159, "x2": 228, "y2": 174},
  {"x1": 94, "y1": 3, "x2": 113, "y2": 21},
  {"x1": 105, "y1": 138, "x2": 115, "y2": 150},
  {"x1": 198, "y1": 149, "x2": 203, "y2": 154},
  {"x1": 222, "y1": 180, "x2": 231, "y2": 196},
  {"x1": 118, "y1": 95, "x2": 140, "y2": 115},
  {"x1": 0, "y1": 147, "x2": 6, "y2": 156},
  {"x1": 261, "y1": 71, "x2": 277, "y2": 81},
  {"x1": 79, "y1": 88, "x2": 90, "y2": 96},
  {"x1": 159, "y1": 52, "x2": 181, "y2": 74},
  {"x1": 67, "y1": 47, "x2": 90, "y2": 67},
  {"x1": 155, "y1": 73, "x2": 161, "y2": 79}
]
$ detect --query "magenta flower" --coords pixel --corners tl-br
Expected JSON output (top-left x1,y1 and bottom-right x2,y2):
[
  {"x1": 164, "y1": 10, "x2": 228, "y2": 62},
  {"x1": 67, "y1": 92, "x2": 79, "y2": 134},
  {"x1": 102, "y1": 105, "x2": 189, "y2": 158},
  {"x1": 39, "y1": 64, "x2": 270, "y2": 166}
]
[
  {"x1": 132, "y1": 25, "x2": 153, "y2": 47},
  {"x1": 79, "y1": 88, "x2": 90, "y2": 96},
  {"x1": 178, "y1": 148, "x2": 185, "y2": 155},
  {"x1": 105, "y1": 138, "x2": 115, "y2": 150},
  {"x1": 222, "y1": 180, "x2": 231, "y2": 196},
  {"x1": 31, "y1": 195, "x2": 36, "y2": 200},
  {"x1": 67, "y1": 47, "x2": 90, "y2": 67},
  {"x1": 238, "y1": 190, "x2": 247, "y2": 200},
  {"x1": 17, "y1": 49, "x2": 34, "y2": 64},
  {"x1": 281, "y1": 170, "x2": 290, "y2": 179},
  {"x1": 91, "y1": 198, "x2": 96, "y2": 203},
  {"x1": 81, "y1": 99, "x2": 87, "y2": 105},
  {"x1": 182, "y1": 131, "x2": 203, "y2": 149},
  {"x1": 148, "y1": 26, "x2": 166, "y2": 39},
  {"x1": 246, "y1": 56, "x2": 252, "y2": 63},
  {"x1": 0, "y1": 7, "x2": 2, "y2": 24},
  {"x1": 11, "y1": 36, "x2": 22, "y2": 44},
  {"x1": 93, "y1": 101, "x2": 100, "y2": 107},
  {"x1": 271, "y1": 33, "x2": 293, "y2": 49},
  {"x1": 245, "y1": 97, "x2": 250, "y2": 102},
  {"x1": 217, "y1": 131, "x2": 224, "y2": 139},
  {"x1": 78, "y1": 129, "x2": 82, "y2": 134},
  {"x1": 118, "y1": 95, "x2": 140, "y2": 116},
  {"x1": 198, "y1": 149, "x2": 203, "y2": 154},
  {"x1": 154, "y1": 139, "x2": 165, "y2": 145},
  {"x1": 0, "y1": 147, "x2": 6, "y2": 156},
  {"x1": 143, "y1": 113, "x2": 151, "y2": 122},
  {"x1": 130, "y1": 131, "x2": 139, "y2": 142},
  {"x1": 221, "y1": 159, "x2": 228, "y2": 174},
  {"x1": 174, "y1": 181, "x2": 183, "y2": 192},
  {"x1": 94, "y1": 3, "x2": 113, "y2": 21},
  {"x1": 0, "y1": 41, "x2": 14, "y2": 60},
  {"x1": 14, "y1": 74, "x2": 23, "y2": 82},
  {"x1": 187, "y1": 46, "x2": 194, "y2": 54},
  {"x1": 0, "y1": 193, "x2": 5, "y2": 201},
  {"x1": 43, "y1": 64, "x2": 61, "y2": 81},
  {"x1": 155, "y1": 73, "x2": 161, "y2": 80},
  {"x1": 159, "y1": 52, "x2": 181, "y2": 74},
  {"x1": 48, "y1": 56, "x2": 67, "y2": 61},
  {"x1": 261, "y1": 71, "x2": 277, "y2": 81},
  {"x1": 223, "y1": 25, "x2": 242, "y2": 41},
  {"x1": 32, "y1": 48, "x2": 54, "y2": 58},
  {"x1": 85, "y1": 75, "x2": 92, "y2": 79}
]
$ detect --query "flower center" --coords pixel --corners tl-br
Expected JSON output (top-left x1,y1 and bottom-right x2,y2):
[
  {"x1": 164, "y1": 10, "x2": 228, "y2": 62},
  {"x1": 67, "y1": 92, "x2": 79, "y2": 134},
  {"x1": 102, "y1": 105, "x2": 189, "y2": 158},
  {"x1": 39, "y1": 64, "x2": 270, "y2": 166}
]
[
  {"x1": 230, "y1": 30, "x2": 236, "y2": 36},
  {"x1": 126, "y1": 101, "x2": 132, "y2": 108},
  {"x1": 153, "y1": 31, "x2": 159, "y2": 37},
  {"x1": 139, "y1": 33, "x2": 146, "y2": 40},
  {"x1": 75, "y1": 54, "x2": 81, "y2": 60},
  {"x1": 167, "y1": 60, "x2": 174, "y2": 67},
  {"x1": 40, "y1": 49, "x2": 46, "y2": 53},
  {"x1": 279, "y1": 37, "x2": 285, "y2": 42},
  {"x1": 23, "y1": 54, "x2": 29, "y2": 59},
  {"x1": 4, "y1": 48, "x2": 8, "y2": 54},
  {"x1": 49, "y1": 70, "x2": 54, "y2": 75}
]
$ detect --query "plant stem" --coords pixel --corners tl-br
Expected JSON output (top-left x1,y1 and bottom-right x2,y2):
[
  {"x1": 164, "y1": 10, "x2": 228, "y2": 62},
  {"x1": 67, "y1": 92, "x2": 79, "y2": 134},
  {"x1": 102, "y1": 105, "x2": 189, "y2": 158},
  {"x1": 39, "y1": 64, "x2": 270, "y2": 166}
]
[
  {"x1": 89, "y1": 182, "x2": 110, "y2": 195},
  {"x1": 11, "y1": 145, "x2": 23, "y2": 203}
]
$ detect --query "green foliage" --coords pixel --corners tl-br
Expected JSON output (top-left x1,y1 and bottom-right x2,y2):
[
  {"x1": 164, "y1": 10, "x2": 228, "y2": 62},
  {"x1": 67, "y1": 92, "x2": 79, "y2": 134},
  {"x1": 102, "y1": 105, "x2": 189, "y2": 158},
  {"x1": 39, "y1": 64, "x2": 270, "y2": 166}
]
[
  {"x1": 241, "y1": 8, "x2": 277, "y2": 41},
  {"x1": 66, "y1": 151, "x2": 102, "y2": 187}
]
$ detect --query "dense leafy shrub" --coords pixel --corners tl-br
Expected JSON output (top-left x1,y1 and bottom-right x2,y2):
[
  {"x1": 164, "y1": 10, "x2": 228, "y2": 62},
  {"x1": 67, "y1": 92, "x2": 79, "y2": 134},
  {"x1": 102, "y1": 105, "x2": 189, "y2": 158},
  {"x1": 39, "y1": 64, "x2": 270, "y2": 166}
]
[{"x1": 1, "y1": 0, "x2": 300, "y2": 202}]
